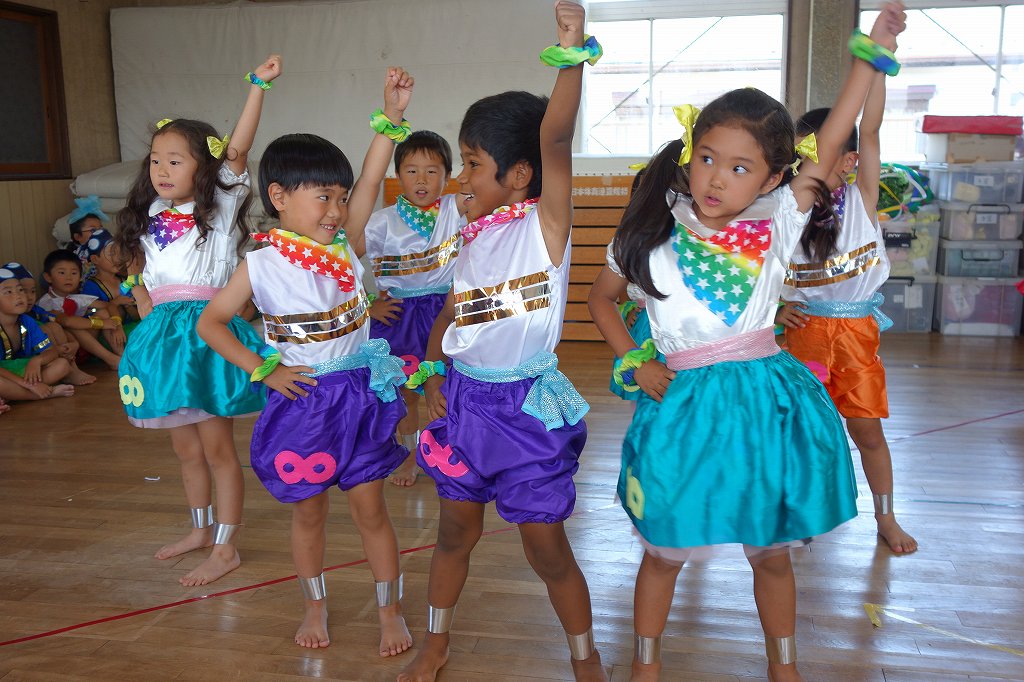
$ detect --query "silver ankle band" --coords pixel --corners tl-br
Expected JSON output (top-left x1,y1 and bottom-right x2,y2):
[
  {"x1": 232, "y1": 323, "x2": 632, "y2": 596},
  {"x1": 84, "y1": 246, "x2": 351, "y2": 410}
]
[
  {"x1": 212, "y1": 522, "x2": 241, "y2": 545},
  {"x1": 190, "y1": 505, "x2": 213, "y2": 529},
  {"x1": 566, "y1": 628, "x2": 595, "y2": 661},
  {"x1": 427, "y1": 605, "x2": 456, "y2": 634},
  {"x1": 765, "y1": 635, "x2": 796, "y2": 665},
  {"x1": 400, "y1": 431, "x2": 420, "y2": 453},
  {"x1": 299, "y1": 573, "x2": 326, "y2": 601},
  {"x1": 634, "y1": 633, "x2": 662, "y2": 664},
  {"x1": 873, "y1": 493, "x2": 892, "y2": 516},
  {"x1": 375, "y1": 574, "x2": 403, "y2": 607}
]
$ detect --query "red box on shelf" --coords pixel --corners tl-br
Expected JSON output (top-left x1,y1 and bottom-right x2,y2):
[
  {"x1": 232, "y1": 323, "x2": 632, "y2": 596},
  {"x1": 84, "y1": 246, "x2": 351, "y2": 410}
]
[{"x1": 920, "y1": 115, "x2": 1023, "y2": 136}]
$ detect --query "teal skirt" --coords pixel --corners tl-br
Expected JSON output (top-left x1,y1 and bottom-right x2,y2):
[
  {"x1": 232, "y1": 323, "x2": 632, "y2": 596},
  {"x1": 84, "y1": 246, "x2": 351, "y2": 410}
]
[
  {"x1": 609, "y1": 308, "x2": 658, "y2": 401},
  {"x1": 118, "y1": 299, "x2": 266, "y2": 428},
  {"x1": 618, "y1": 350, "x2": 856, "y2": 549}
]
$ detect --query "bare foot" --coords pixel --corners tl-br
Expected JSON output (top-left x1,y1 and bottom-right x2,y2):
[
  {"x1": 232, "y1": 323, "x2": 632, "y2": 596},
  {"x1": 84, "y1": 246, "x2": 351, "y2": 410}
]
[
  {"x1": 65, "y1": 365, "x2": 97, "y2": 385},
  {"x1": 629, "y1": 658, "x2": 659, "y2": 681},
  {"x1": 50, "y1": 384, "x2": 75, "y2": 398},
  {"x1": 572, "y1": 650, "x2": 607, "y2": 681},
  {"x1": 0, "y1": 399, "x2": 10, "y2": 415},
  {"x1": 179, "y1": 544, "x2": 240, "y2": 586},
  {"x1": 379, "y1": 604, "x2": 412, "y2": 656},
  {"x1": 877, "y1": 514, "x2": 918, "y2": 554},
  {"x1": 155, "y1": 526, "x2": 212, "y2": 560},
  {"x1": 767, "y1": 663, "x2": 803, "y2": 682},
  {"x1": 295, "y1": 599, "x2": 330, "y2": 648},
  {"x1": 388, "y1": 455, "x2": 419, "y2": 487},
  {"x1": 397, "y1": 632, "x2": 449, "y2": 682}
]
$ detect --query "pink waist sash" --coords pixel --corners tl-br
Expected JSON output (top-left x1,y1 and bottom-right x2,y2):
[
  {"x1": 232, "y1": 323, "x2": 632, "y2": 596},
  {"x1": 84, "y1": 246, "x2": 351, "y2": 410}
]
[
  {"x1": 149, "y1": 284, "x2": 221, "y2": 306},
  {"x1": 664, "y1": 327, "x2": 780, "y2": 371}
]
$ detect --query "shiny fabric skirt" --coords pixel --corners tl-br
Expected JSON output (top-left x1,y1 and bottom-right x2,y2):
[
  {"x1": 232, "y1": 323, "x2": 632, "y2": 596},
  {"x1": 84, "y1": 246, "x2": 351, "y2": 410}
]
[
  {"x1": 370, "y1": 292, "x2": 447, "y2": 372},
  {"x1": 619, "y1": 350, "x2": 857, "y2": 549},
  {"x1": 118, "y1": 300, "x2": 266, "y2": 428},
  {"x1": 250, "y1": 367, "x2": 407, "y2": 503}
]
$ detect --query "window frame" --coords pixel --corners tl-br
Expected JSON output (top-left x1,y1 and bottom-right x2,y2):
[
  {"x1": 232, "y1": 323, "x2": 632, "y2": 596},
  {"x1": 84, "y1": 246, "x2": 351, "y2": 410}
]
[{"x1": 0, "y1": 1, "x2": 71, "y2": 180}]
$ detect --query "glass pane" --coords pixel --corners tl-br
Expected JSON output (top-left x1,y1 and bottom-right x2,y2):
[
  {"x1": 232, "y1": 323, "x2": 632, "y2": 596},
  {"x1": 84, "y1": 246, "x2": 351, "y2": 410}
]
[
  {"x1": 860, "y1": 7, "x2": 1004, "y2": 163},
  {"x1": 584, "y1": 20, "x2": 653, "y2": 155},
  {"x1": 651, "y1": 15, "x2": 784, "y2": 150},
  {"x1": 998, "y1": 6, "x2": 1024, "y2": 118}
]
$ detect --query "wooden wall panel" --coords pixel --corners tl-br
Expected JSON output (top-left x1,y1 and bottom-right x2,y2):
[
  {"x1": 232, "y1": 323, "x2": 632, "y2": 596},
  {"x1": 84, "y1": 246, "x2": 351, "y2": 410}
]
[{"x1": 0, "y1": 180, "x2": 74, "y2": 273}]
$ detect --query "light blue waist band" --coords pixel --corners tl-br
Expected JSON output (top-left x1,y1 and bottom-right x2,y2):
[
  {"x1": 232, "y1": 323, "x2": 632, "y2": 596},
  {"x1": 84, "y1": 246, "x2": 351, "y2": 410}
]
[
  {"x1": 801, "y1": 292, "x2": 893, "y2": 332},
  {"x1": 389, "y1": 283, "x2": 452, "y2": 298},
  {"x1": 453, "y1": 352, "x2": 589, "y2": 431},
  {"x1": 308, "y1": 338, "x2": 406, "y2": 402}
]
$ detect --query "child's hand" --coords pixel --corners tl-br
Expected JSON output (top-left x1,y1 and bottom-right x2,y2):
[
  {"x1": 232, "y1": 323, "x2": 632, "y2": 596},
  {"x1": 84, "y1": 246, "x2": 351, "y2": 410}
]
[
  {"x1": 424, "y1": 374, "x2": 447, "y2": 420},
  {"x1": 870, "y1": 1, "x2": 906, "y2": 51},
  {"x1": 58, "y1": 343, "x2": 76, "y2": 360},
  {"x1": 634, "y1": 359, "x2": 675, "y2": 403},
  {"x1": 262, "y1": 364, "x2": 318, "y2": 400},
  {"x1": 23, "y1": 357, "x2": 43, "y2": 384},
  {"x1": 254, "y1": 54, "x2": 283, "y2": 84},
  {"x1": 775, "y1": 301, "x2": 810, "y2": 329},
  {"x1": 624, "y1": 307, "x2": 640, "y2": 328},
  {"x1": 107, "y1": 326, "x2": 127, "y2": 353},
  {"x1": 112, "y1": 295, "x2": 134, "y2": 307},
  {"x1": 22, "y1": 380, "x2": 51, "y2": 399},
  {"x1": 555, "y1": 0, "x2": 585, "y2": 49},
  {"x1": 368, "y1": 292, "x2": 403, "y2": 326},
  {"x1": 383, "y1": 67, "x2": 414, "y2": 121}
]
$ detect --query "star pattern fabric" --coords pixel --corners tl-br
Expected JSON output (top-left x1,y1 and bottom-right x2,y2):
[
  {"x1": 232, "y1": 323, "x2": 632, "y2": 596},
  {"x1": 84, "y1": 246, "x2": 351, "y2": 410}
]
[
  {"x1": 672, "y1": 219, "x2": 772, "y2": 326},
  {"x1": 831, "y1": 183, "x2": 848, "y2": 224},
  {"x1": 147, "y1": 209, "x2": 196, "y2": 251},
  {"x1": 254, "y1": 228, "x2": 356, "y2": 292},
  {"x1": 396, "y1": 195, "x2": 441, "y2": 241}
]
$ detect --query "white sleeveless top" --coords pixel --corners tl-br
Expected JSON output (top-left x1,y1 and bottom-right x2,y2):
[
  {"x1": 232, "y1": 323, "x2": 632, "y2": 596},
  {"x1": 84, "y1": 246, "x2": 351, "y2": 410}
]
[
  {"x1": 246, "y1": 244, "x2": 370, "y2": 366},
  {"x1": 608, "y1": 186, "x2": 811, "y2": 354},
  {"x1": 141, "y1": 165, "x2": 250, "y2": 290},
  {"x1": 442, "y1": 209, "x2": 570, "y2": 368},
  {"x1": 363, "y1": 194, "x2": 463, "y2": 293},
  {"x1": 781, "y1": 182, "x2": 890, "y2": 303}
]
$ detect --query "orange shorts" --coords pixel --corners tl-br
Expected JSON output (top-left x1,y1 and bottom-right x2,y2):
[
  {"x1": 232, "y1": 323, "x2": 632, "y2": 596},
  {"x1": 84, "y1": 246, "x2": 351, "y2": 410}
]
[{"x1": 785, "y1": 315, "x2": 888, "y2": 419}]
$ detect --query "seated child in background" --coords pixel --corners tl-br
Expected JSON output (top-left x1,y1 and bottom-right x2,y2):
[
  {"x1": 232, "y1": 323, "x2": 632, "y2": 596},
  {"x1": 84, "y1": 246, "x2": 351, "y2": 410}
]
[
  {"x1": 363, "y1": 130, "x2": 467, "y2": 486},
  {"x1": 0, "y1": 266, "x2": 75, "y2": 401},
  {"x1": 36, "y1": 249, "x2": 124, "y2": 367},
  {"x1": 3, "y1": 261, "x2": 95, "y2": 385},
  {"x1": 81, "y1": 229, "x2": 140, "y2": 326},
  {"x1": 68, "y1": 195, "x2": 110, "y2": 278}
]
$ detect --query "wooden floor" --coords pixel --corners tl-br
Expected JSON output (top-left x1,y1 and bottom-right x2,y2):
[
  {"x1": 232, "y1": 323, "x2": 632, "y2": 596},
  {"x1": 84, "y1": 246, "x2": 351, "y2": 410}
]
[{"x1": 1, "y1": 335, "x2": 1023, "y2": 681}]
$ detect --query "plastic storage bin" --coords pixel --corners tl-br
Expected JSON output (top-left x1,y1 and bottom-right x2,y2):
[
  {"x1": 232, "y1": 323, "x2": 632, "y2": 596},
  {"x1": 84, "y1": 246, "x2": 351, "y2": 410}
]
[
  {"x1": 922, "y1": 161, "x2": 1024, "y2": 204},
  {"x1": 938, "y1": 201, "x2": 1024, "y2": 240},
  {"x1": 934, "y1": 276, "x2": 1023, "y2": 336},
  {"x1": 878, "y1": 276, "x2": 937, "y2": 332},
  {"x1": 937, "y1": 239, "x2": 1021, "y2": 277},
  {"x1": 882, "y1": 218, "x2": 940, "y2": 276}
]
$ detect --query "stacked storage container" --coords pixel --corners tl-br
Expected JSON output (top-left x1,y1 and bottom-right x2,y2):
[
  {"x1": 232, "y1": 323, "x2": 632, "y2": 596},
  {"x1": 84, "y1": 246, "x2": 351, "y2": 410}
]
[
  {"x1": 878, "y1": 205, "x2": 940, "y2": 332},
  {"x1": 919, "y1": 115, "x2": 1024, "y2": 336}
]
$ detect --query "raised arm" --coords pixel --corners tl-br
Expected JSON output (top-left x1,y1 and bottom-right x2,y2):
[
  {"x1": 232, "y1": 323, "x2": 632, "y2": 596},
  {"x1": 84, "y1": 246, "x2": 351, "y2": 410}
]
[
  {"x1": 791, "y1": 2, "x2": 905, "y2": 212},
  {"x1": 855, "y1": 73, "x2": 886, "y2": 215},
  {"x1": 225, "y1": 54, "x2": 283, "y2": 177},
  {"x1": 345, "y1": 67, "x2": 415, "y2": 258},
  {"x1": 538, "y1": 0, "x2": 585, "y2": 265}
]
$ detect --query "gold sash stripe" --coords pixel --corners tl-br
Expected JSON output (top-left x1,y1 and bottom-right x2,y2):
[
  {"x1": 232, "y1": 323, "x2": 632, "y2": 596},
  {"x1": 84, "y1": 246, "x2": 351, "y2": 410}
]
[
  {"x1": 785, "y1": 242, "x2": 882, "y2": 288},
  {"x1": 373, "y1": 233, "x2": 460, "y2": 277},
  {"x1": 454, "y1": 271, "x2": 551, "y2": 327},
  {"x1": 263, "y1": 294, "x2": 369, "y2": 344}
]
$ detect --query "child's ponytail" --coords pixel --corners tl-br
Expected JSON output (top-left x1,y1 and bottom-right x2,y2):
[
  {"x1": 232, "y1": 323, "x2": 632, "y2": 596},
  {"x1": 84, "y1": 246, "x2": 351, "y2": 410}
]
[
  {"x1": 799, "y1": 178, "x2": 840, "y2": 261},
  {"x1": 612, "y1": 138, "x2": 687, "y2": 300}
]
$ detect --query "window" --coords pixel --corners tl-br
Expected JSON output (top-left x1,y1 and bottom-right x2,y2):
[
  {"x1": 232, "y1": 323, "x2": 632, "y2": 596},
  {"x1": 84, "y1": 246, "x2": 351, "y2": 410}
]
[
  {"x1": 860, "y1": 1, "x2": 1024, "y2": 163},
  {"x1": 583, "y1": 1, "x2": 787, "y2": 156},
  {"x1": 0, "y1": 2, "x2": 70, "y2": 179}
]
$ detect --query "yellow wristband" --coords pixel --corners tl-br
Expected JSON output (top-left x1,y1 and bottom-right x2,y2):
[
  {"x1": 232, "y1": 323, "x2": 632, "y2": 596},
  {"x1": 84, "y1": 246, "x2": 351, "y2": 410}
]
[
  {"x1": 90, "y1": 317, "x2": 104, "y2": 329},
  {"x1": 111, "y1": 316, "x2": 123, "y2": 326}
]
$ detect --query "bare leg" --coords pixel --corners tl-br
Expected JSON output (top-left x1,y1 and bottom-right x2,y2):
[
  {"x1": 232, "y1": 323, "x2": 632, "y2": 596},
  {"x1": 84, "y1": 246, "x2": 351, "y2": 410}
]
[
  {"x1": 519, "y1": 522, "x2": 606, "y2": 682},
  {"x1": 390, "y1": 389, "x2": 421, "y2": 487},
  {"x1": 630, "y1": 551, "x2": 684, "y2": 681},
  {"x1": 748, "y1": 548, "x2": 802, "y2": 682},
  {"x1": 347, "y1": 480, "x2": 411, "y2": 656},
  {"x1": 180, "y1": 417, "x2": 244, "y2": 586},
  {"x1": 68, "y1": 328, "x2": 121, "y2": 369},
  {"x1": 157, "y1": 424, "x2": 214, "y2": 561},
  {"x1": 847, "y1": 417, "x2": 917, "y2": 553},
  {"x1": 397, "y1": 499, "x2": 484, "y2": 682},
  {"x1": 292, "y1": 492, "x2": 331, "y2": 648}
]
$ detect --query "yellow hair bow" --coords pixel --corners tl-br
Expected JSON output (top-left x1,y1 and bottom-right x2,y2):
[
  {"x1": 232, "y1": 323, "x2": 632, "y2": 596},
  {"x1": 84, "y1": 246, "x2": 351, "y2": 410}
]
[
  {"x1": 790, "y1": 133, "x2": 819, "y2": 175},
  {"x1": 673, "y1": 104, "x2": 700, "y2": 166},
  {"x1": 628, "y1": 162, "x2": 648, "y2": 172},
  {"x1": 155, "y1": 118, "x2": 174, "y2": 130},
  {"x1": 206, "y1": 135, "x2": 230, "y2": 159}
]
